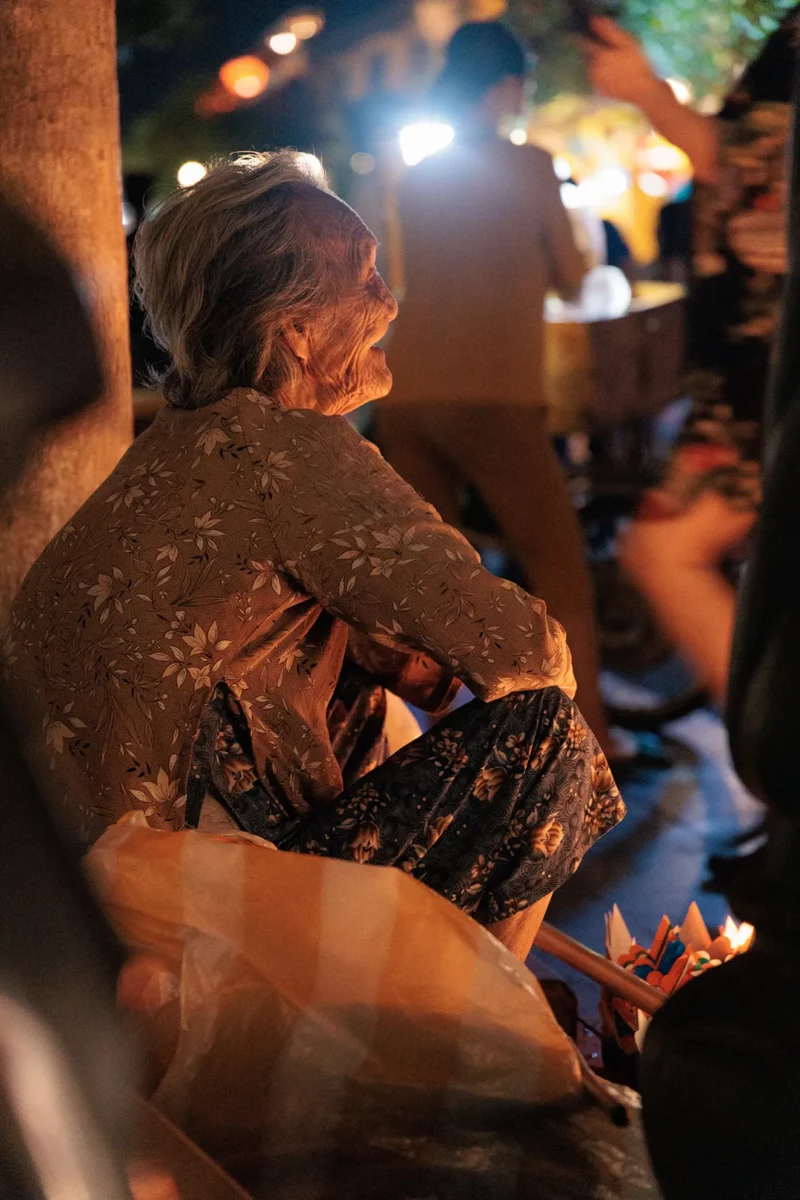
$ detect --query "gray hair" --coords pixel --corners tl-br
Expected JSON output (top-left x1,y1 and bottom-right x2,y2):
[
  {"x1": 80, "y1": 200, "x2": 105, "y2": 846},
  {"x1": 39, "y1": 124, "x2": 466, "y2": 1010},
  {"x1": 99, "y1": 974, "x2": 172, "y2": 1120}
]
[{"x1": 133, "y1": 151, "x2": 367, "y2": 409}]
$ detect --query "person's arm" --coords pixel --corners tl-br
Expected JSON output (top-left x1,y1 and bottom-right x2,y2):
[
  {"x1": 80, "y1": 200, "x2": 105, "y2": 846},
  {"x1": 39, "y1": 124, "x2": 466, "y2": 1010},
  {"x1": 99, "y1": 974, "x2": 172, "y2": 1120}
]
[
  {"x1": 538, "y1": 152, "x2": 586, "y2": 300},
  {"x1": 252, "y1": 406, "x2": 576, "y2": 703},
  {"x1": 584, "y1": 17, "x2": 719, "y2": 185},
  {"x1": 345, "y1": 627, "x2": 461, "y2": 714}
]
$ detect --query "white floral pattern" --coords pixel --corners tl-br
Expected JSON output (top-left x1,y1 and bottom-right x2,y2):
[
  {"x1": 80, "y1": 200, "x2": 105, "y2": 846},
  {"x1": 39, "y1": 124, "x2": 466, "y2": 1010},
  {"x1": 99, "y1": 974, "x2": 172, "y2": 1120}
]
[{"x1": 5, "y1": 389, "x2": 575, "y2": 845}]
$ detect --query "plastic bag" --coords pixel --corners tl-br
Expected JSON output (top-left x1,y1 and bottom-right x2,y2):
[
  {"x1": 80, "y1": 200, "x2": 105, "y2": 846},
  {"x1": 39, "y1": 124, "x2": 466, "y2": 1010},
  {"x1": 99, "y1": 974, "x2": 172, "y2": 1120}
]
[{"x1": 87, "y1": 816, "x2": 658, "y2": 1198}]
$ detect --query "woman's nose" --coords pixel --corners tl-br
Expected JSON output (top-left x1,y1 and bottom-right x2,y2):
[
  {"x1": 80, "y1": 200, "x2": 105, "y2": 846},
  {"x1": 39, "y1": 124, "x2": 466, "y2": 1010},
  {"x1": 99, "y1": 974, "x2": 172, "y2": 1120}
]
[{"x1": 378, "y1": 274, "x2": 399, "y2": 320}]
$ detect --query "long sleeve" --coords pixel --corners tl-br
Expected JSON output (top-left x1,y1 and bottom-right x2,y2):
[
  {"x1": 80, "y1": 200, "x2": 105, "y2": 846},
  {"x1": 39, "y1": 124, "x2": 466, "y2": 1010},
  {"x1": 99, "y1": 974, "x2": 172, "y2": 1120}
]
[{"x1": 245, "y1": 400, "x2": 575, "y2": 703}]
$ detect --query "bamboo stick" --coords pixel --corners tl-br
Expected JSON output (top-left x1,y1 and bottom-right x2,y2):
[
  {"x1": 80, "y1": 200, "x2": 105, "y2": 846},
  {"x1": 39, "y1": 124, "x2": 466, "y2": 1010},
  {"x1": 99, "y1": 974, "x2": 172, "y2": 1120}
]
[{"x1": 535, "y1": 922, "x2": 666, "y2": 1016}]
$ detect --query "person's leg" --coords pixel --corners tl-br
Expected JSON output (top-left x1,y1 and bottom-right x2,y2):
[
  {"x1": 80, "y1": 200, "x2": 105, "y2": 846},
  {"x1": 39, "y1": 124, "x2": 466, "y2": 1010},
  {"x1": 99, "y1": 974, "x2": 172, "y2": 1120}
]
[
  {"x1": 620, "y1": 491, "x2": 756, "y2": 705},
  {"x1": 487, "y1": 895, "x2": 551, "y2": 962},
  {"x1": 289, "y1": 687, "x2": 625, "y2": 956},
  {"x1": 372, "y1": 403, "x2": 464, "y2": 527},
  {"x1": 424, "y1": 404, "x2": 614, "y2": 755}
]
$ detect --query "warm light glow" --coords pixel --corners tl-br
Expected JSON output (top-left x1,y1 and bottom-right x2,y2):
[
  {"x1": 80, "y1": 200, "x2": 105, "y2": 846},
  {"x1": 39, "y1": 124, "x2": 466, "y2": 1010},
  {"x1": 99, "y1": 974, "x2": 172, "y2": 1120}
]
[
  {"x1": 666, "y1": 77, "x2": 693, "y2": 105},
  {"x1": 593, "y1": 166, "x2": 629, "y2": 198},
  {"x1": 177, "y1": 160, "x2": 207, "y2": 188},
  {"x1": 560, "y1": 181, "x2": 582, "y2": 210},
  {"x1": 219, "y1": 56, "x2": 270, "y2": 99},
  {"x1": 641, "y1": 143, "x2": 686, "y2": 171},
  {"x1": 269, "y1": 31, "x2": 298, "y2": 55},
  {"x1": 288, "y1": 12, "x2": 324, "y2": 39},
  {"x1": 553, "y1": 155, "x2": 572, "y2": 181},
  {"x1": 638, "y1": 171, "x2": 669, "y2": 198},
  {"x1": 723, "y1": 916, "x2": 755, "y2": 953},
  {"x1": 399, "y1": 122, "x2": 455, "y2": 167},
  {"x1": 350, "y1": 152, "x2": 377, "y2": 175},
  {"x1": 509, "y1": 127, "x2": 528, "y2": 146}
]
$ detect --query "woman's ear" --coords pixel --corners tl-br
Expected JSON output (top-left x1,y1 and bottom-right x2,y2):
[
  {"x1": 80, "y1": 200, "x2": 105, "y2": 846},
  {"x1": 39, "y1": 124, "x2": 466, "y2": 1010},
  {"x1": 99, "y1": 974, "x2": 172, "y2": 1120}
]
[{"x1": 281, "y1": 319, "x2": 311, "y2": 366}]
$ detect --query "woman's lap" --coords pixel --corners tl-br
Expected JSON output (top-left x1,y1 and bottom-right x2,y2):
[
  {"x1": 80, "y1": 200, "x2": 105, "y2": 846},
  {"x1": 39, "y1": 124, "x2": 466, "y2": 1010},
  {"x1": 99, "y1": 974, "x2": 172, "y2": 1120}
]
[
  {"x1": 190, "y1": 685, "x2": 625, "y2": 923},
  {"x1": 290, "y1": 687, "x2": 624, "y2": 922}
]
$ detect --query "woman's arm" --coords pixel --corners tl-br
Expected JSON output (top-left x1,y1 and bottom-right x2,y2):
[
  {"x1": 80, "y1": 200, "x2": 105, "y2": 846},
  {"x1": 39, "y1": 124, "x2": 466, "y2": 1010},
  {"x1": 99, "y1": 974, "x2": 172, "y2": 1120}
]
[
  {"x1": 253, "y1": 407, "x2": 576, "y2": 702},
  {"x1": 584, "y1": 17, "x2": 719, "y2": 185}
]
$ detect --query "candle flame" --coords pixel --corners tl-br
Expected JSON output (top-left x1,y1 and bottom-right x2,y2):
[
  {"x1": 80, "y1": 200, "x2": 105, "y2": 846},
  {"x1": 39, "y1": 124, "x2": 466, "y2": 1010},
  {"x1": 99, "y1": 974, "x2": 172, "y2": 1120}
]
[{"x1": 722, "y1": 916, "x2": 755, "y2": 953}]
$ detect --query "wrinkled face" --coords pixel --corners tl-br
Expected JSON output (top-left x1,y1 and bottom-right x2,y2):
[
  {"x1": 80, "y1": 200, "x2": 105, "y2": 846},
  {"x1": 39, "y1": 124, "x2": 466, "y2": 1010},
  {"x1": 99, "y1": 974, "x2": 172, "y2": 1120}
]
[{"x1": 306, "y1": 231, "x2": 398, "y2": 414}]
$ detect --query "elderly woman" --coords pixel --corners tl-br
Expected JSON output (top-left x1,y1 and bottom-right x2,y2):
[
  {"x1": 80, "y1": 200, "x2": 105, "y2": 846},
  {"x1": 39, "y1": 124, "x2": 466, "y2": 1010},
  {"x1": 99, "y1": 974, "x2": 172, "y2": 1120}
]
[{"x1": 7, "y1": 152, "x2": 623, "y2": 959}]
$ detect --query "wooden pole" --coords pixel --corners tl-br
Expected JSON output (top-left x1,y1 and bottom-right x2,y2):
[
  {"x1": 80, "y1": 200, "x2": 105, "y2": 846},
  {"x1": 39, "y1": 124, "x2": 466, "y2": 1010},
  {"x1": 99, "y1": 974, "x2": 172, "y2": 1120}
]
[
  {"x1": 0, "y1": 0, "x2": 132, "y2": 616},
  {"x1": 536, "y1": 922, "x2": 666, "y2": 1016}
]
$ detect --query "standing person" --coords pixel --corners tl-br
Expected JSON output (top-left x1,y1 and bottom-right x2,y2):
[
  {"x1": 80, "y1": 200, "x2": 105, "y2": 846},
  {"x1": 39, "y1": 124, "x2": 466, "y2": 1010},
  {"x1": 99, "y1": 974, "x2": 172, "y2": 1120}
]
[
  {"x1": 584, "y1": 11, "x2": 798, "y2": 705},
  {"x1": 375, "y1": 22, "x2": 622, "y2": 760}
]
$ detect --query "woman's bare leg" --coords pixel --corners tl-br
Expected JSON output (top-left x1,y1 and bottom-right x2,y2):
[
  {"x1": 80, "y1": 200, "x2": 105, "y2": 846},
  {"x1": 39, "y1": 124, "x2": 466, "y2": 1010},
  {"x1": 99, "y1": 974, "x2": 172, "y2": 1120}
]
[
  {"x1": 487, "y1": 894, "x2": 551, "y2": 962},
  {"x1": 620, "y1": 492, "x2": 756, "y2": 706}
]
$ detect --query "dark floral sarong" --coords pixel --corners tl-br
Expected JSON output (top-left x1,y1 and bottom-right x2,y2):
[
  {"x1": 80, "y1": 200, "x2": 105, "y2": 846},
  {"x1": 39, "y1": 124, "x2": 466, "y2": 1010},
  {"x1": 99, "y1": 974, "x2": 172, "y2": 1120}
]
[{"x1": 189, "y1": 681, "x2": 624, "y2": 924}]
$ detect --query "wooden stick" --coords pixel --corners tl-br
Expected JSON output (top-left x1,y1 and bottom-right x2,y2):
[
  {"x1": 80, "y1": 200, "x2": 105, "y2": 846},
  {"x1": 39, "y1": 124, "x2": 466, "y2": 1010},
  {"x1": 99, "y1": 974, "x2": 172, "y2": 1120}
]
[{"x1": 535, "y1": 922, "x2": 666, "y2": 1017}]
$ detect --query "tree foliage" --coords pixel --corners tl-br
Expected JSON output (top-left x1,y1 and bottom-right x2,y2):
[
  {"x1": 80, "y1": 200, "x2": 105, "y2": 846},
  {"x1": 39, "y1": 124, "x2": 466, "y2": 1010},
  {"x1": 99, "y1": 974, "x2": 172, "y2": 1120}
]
[{"x1": 510, "y1": 0, "x2": 799, "y2": 100}]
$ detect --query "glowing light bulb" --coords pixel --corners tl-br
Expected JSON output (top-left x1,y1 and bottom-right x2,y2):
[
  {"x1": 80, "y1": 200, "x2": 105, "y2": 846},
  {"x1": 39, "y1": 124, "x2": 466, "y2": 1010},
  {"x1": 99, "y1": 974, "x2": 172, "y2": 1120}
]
[
  {"x1": 177, "y1": 161, "x2": 207, "y2": 188},
  {"x1": 269, "y1": 31, "x2": 298, "y2": 55},
  {"x1": 509, "y1": 127, "x2": 528, "y2": 146},
  {"x1": 399, "y1": 122, "x2": 454, "y2": 167}
]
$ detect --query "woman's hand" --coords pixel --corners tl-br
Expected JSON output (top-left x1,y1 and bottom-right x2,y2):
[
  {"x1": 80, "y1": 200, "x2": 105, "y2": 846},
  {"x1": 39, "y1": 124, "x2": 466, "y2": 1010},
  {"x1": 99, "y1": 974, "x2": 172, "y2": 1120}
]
[{"x1": 583, "y1": 17, "x2": 662, "y2": 107}]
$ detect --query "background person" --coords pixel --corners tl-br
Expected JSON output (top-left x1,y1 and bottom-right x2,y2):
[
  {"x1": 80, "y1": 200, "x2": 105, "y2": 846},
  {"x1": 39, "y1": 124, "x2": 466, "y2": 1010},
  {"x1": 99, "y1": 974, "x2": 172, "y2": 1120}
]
[
  {"x1": 375, "y1": 22, "x2": 624, "y2": 761},
  {"x1": 584, "y1": 11, "x2": 798, "y2": 704}
]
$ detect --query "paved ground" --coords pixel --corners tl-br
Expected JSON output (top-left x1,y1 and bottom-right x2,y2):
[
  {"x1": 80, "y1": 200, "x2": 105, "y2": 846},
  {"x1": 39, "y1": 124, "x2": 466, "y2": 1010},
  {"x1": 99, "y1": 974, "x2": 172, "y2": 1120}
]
[{"x1": 527, "y1": 692, "x2": 763, "y2": 1021}]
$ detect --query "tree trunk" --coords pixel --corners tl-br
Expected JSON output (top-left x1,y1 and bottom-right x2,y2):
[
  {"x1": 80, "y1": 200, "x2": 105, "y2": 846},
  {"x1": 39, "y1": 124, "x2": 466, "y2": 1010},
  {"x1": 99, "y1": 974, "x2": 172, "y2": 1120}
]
[{"x1": 0, "y1": 0, "x2": 132, "y2": 615}]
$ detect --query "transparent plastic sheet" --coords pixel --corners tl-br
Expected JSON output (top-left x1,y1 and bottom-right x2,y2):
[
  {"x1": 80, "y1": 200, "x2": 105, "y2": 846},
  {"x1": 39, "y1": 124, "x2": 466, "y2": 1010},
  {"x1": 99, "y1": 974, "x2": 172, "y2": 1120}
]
[{"x1": 87, "y1": 815, "x2": 660, "y2": 1199}]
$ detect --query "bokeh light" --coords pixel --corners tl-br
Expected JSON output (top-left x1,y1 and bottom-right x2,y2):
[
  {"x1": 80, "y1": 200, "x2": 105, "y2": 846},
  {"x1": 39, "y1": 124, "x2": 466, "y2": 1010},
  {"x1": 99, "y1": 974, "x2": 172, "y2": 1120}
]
[
  {"x1": 219, "y1": 56, "x2": 270, "y2": 100},
  {"x1": 288, "y1": 12, "x2": 324, "y2": 40},
  {"x1": 509, "y1": 127, "x2": 528, "y2": 146},
  {"x1": 666, "y1": 78, "x2": 693, "y2": 105},
  {"x1": 269, "y1": 32, "x2": 298, "y2": 55},
  {"x1": 177, "y1": 161, "x2": 208, "y2": 187},
  {"x1": 638, "y1": 171, "x2": 669, "y2": 198},
  {"x1": 399, "y1": 122, "x2": 454, "y2": 167},
  {"x1": 350, "y1": 152, "x2": 377, "y2": 175},
  {"x1": 553, "y1": 155, "x2": 572, "y2": 181}
]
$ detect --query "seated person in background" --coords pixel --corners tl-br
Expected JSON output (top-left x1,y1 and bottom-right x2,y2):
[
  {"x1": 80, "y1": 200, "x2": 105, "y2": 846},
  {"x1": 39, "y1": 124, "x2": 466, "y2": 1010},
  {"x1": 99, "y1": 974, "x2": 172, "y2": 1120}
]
[{"x1": 5, "y1": 152, "x2": 624, "y2": 961}]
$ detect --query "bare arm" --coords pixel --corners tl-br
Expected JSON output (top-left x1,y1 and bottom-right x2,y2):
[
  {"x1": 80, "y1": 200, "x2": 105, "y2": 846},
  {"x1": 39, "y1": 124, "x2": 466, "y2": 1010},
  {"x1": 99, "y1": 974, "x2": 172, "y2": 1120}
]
[{"x1": 584, "y1": 17, "x2": 719, "y2": 184}]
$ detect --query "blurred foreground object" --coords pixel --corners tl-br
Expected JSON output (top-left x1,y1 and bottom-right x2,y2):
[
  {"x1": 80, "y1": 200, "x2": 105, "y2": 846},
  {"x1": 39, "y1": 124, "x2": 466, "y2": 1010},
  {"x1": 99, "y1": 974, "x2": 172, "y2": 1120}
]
[
  {"x1": 0, "y1": 194, "x2": 132, "y2": 1198},
  {"x1": 0, "y1": 0, "x2": 131, "y2": 617},
  {"x1": 639, "y1": 48, "x2": 800, "y2": 1200},
  {"x1": 89, "y1": 814, "x2": 660, "y2": 1199}
]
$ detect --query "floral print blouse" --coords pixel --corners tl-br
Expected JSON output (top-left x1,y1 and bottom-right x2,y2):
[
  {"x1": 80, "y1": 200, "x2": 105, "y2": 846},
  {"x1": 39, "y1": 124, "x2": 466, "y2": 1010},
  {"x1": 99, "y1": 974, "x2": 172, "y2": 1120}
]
[{"x1": 6, "y1": 389, "x2": 575, "y2": 844}]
